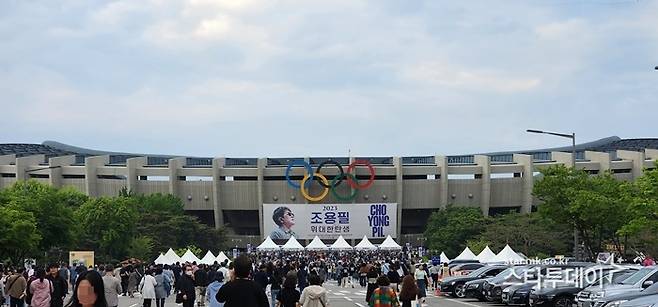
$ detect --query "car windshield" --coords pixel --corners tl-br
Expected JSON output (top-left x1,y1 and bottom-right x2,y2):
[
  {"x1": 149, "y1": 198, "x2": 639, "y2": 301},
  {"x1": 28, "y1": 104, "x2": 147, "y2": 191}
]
[
  {"x1": 468, "y1": 266, "x2": 494, "y2": 277},
  {"x1": 621, "y1": 268, "x2": 655, "y2": 285}
]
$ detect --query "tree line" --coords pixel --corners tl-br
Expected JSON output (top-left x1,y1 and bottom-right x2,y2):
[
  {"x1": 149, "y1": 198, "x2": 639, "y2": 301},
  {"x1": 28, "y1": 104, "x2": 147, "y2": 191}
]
[
  {"x1": 424, "y1": 163, "x2": 658, "y2": 260},
  {"x1": 0, "y1": 180, "x2": 226, "y2": 266}
]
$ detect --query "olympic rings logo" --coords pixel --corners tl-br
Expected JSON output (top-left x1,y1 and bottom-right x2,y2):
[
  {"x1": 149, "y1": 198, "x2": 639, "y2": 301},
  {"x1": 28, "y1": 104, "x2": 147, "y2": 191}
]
[{"x1": 285, "y1": 160, "x2": 375, "y2": 202}]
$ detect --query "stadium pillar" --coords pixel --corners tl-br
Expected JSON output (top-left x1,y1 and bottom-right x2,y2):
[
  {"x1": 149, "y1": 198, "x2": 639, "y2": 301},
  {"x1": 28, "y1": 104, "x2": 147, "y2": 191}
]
[
  {"x1": 512, "y1": 154, "x2": 533, "y2": 214},
  {"x1": 84, "y1": 155, "x2": 109, "y2": 197},
  {"x1": 616, "y1": 150, "x2": 646, "y2": 180},
  {"x1": 584, "y1": 151, "x2": 611, "y2": 173},
  {"x1": 168, "y1": 157, "x2": 187, "y2": 196},
  {"x1": 211, "y1": 157, "x2": 226, "y2": 229},
  {"x1": 435, "y1": 155, "x2": 449, "y2": 209},
  {"x1": 48, "y1": 155, "x2": 76, "y2": 188},
  {"x1": 474, "y1": 155, "x2": 491, "y2": 216},
  {"x1": 552, "y1": 152, "x2": 576, "y2": 169},
  {"x1": 16, "y1": 154, "x2": 45, "y2": 181},
  {"x1": 646, "y1": 149, "x2": 658, "y2": 160},
  {"x1": 257, "y1": 158, "x2": 266, "y2": 238},
  {"x1": 126, "y1": 157, "x2": 147, "y2": 193},
  {"x1": 393, "y1": 157, "x2": 403, "y2": 239}
]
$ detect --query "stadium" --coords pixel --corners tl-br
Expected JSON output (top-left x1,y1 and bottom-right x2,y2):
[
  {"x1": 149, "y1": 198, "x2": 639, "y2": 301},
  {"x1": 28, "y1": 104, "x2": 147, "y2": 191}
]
[{"x1": 1, "y1": 136, "x2": 657, "y2": 247}]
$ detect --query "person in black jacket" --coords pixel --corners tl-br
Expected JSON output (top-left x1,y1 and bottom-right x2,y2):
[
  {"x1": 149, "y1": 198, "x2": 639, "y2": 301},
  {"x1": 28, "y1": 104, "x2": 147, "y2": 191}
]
[
  {"x1": 176, "y1": 265, "x2": 196, "y2": 307},
  {"x1": 216, "y1": 255, "x2": 268, "y2": 307},
  {"x1": 47, "y1": 263, "x2": 68, "y2": 307},
  {"x1": 194, "y1": 265, "x2": 209, "y2": 307},
  {"x1": 253, "y1": 265, "x2": 268, "y2": 291}
]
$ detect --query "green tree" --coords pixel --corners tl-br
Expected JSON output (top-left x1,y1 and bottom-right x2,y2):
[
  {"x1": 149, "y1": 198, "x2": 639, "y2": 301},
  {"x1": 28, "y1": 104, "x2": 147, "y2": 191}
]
[
  {"x1": 468, "y1": 213, "x2": 570, "y2": 258},
  {"x1": 619, "y1": 162, "x2": 658, "y2": 256},
  {"x1": 0, "y1": 205, "x2": 41, "y2": 263},
  {"x1": 424, "y1": 206, "x2": 487, "y2": 257},
  {"x1": 127, "y1": 236, "x2": 155, "y2": 262},
  {"x1": 0, "y1": 180, "x2": 78, "y2": 254},
  {"x1": 176, "y1": 245, "x2": 202, "y2": 257},
  {"x1": 533, "y1": 165, "x2": 632, "y2": 259},
  {"x1": 75, "y1": 196, "x2": 139, "y2": 262}
]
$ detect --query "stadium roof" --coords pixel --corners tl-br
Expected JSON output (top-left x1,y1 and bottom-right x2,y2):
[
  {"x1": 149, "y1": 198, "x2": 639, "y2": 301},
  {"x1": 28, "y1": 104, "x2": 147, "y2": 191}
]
[{"x1": 0, "y1": 136, "x2": 657, "y2": 167}]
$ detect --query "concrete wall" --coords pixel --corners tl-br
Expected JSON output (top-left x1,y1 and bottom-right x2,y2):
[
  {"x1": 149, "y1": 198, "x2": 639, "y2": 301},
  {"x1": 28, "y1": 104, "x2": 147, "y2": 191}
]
[{"x1": 0, "y1": 149, "x2": 656, "y2": 245}]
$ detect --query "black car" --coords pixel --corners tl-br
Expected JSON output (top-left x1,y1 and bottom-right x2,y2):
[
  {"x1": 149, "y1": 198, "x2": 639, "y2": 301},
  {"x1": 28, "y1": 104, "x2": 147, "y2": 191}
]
[
  {"x1": 594, "y1": 280, "x2": 658, "y2": 307},
  {"x1": 483, "y1": 265, "x2": 536, "y2": 302},
  {"x1": 529, "y1": 267, "x2": 638, "y2": 307},
  {"x1": 501, "y1": 263, "x2": 595, "y2": 306},
  {"x1": 440, "y1": 265, "x2": 508, "y2": 298},
  {"x1": 466, "y1": 277, "x2": 495, "y2": 300}
]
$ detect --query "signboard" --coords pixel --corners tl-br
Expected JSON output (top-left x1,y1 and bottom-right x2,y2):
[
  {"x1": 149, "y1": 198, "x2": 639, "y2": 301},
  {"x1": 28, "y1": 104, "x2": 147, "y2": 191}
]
[
  {"x1": 69, "y1": 251, "x2": 94, "y2": 268},
  {"x1": 263, "y1": 203, "x2": 397, "y2": 240}
]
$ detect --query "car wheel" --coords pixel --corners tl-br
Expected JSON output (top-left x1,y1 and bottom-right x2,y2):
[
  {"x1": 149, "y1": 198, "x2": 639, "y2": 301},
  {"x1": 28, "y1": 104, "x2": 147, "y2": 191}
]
[
  {"x1": 554, "y1": 296, "x2": 572, "y2": 307},
  {"x1": 454, "y1": 283, "x2": 466, "y2": 298}
]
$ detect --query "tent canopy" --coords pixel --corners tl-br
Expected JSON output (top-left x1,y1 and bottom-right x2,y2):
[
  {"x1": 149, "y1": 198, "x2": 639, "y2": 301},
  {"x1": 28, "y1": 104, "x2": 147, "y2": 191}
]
[
  {"x1": 440, "y1": 252, "x2": 451, "y2": 263},
  {"x1": 489, "y1": 245, "x2": 525, "y2": 263},
  {"x1": 164, "y1": 248, "x2": 182, "y2": 265},
  {"x1": 306, "y1": 236, "x2": 328, "y2": 250},
  {"x1": 454, "y1": 247, "x2": 478, "y2": 261},
  {"x1": 329, "y1": 236, "x2": 353, "y2": 250},
  {"x1": 215, "y1": 251, "x2": 230, "y2": 264},
  {"x1": 200, "y1": 251, "x2": 216, "y2": 265},
  {"x1": 154, "y1": 253, "x2": 166, "y2": 265},
  {"x1": 257, "y1": 236, "x2": 281, "y2": 251},
  {"x1": 378, "y1": 235, "x2": 401, "y2": 250},
  {"x1": 355, "y1": 236, "x2": 377, "y2": 250},
  {"x1": 181, "y1": 249, "x2": 201, "y2": 263},
  {"x1": 477, "y1": 246, "x2": 497, "y2": 263},
  {"x1": 282, "y1": 236, "x2": 305, "y2": 251}
]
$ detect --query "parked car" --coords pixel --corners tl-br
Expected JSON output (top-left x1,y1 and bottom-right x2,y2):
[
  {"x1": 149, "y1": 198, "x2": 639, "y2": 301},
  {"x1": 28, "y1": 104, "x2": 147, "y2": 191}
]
[
  {"x1": 484, "y1": 265, "x2": 536, "y2": 302},
  {"x1": 529, "y1": 266, "x2": 638, "y2": 307},
  {"x1": 577, "y1": 266, "x2": 658, "y2": 307},
  {"x1": 501, "y1": 263, "x2": 594, "y2": 306},
  {"x1": 619, "y1": 293, "x2": 658, "y2": 307},
  {"x1": 452, "y1": 262, "x2": 486, "y2": 276},
  {"x1": 590, "y1": 277, "x2": 658, "y2": 307},
  {"x1": 440, "y1": 265, "x2": 508, "y2": 298}
]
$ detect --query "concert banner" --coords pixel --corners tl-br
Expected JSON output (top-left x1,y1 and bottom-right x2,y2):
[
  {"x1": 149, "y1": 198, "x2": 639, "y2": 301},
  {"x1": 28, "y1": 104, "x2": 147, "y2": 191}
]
[{"x1": 263, "y1": 203, "x2": 397, "y2": 240}]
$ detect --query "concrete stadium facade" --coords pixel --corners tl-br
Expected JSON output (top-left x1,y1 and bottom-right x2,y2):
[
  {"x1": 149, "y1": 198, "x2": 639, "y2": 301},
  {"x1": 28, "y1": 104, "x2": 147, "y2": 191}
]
[{"x1": 0, "y1": 137, "x2": 657, "y2": 247}]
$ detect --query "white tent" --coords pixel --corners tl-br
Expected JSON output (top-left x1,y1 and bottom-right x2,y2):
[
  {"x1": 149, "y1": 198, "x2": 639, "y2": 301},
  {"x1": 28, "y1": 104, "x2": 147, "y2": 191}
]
[
  {"x1": 154, "y1": 253, "x2": 166, "y2": 265},
  {"x1": 378, "y1": 235, "x2": 402, "y2": 250},
  {"x1": 164, "y1": 248, "x2": 182, "y2": 264},
  {"x1": 489, "y1": 245, "x2": 525, "y2": 263},
  {"x1": 329, "y1": 236, "x2": 353, "y2": 250},
  {"x1": 200, "y1": 251, "x2": 216, "y2": 265},
  {"x1": 215, "y1": 251, "x2": 230, "y2": 263},
  {"x1": 440, "y1": 252, "x2": 451, "y2": 263},
  {"x1": 477, "y1": 246, "x2": 497, "y2": 263},
  {"x1": 257, "y1": 236, "x2": 281, "y2": 251},
  {"x1": 306, "y1": 236, "x2": 329, "y2": 250},
  {"x1": 181, "y1": 249, "x2": 201, "y2": 263},
  {"x1": 282, "y1": 236, "x2": 305, "y2": 251},
  {"x1": 355, "y1": 236, "x2": 378, "y2": 251},
  {"x1": 454, "y1": 247, "x2": 478, "y2": 261}
]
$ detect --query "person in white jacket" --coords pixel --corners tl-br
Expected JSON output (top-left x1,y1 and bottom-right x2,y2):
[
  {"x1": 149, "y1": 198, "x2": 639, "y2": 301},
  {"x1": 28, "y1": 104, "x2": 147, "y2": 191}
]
[
  {"x1": 299, "y1": 274, "x2": 328, "y2": 307},
  {"x1": 139, "y1": 270, "x2": 158, "y2": 307}
]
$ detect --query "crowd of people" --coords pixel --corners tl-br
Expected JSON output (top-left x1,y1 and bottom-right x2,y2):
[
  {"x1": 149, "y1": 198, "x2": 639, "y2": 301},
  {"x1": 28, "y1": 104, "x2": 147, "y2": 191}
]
[{"x1": 1, "y1": 250, "x2": 449, "y2": 307}]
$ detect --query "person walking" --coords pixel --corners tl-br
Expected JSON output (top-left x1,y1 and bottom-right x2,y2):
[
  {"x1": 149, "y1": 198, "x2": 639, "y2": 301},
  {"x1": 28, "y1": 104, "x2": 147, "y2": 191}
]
[
  {"x1": 413, "y1": 265, "x2": 428, "y2": 305},
  {"x1": 366, "y1": 266, "x2": 379, "y2": 304},
  {"x1": 194, "y1": 265, "x2": 209, "y2": 307},
  {"x1": 368, "y1": 276, "x2": 399, "y2": 307},
  {"x1": 299, "y1": 274, "x2": 327, "y2": 307},
  {"x1": 162, "y1": 266, "x2": 174, "y2": 297},
  {"x1": 269, "y1": 264, "x2": 284, "y2": 307},
  {"x1": 47, "y1": 264, "x2": 68, "y2": 307},
  {"x1": 127, "y1": 268, "x2": 140, "y2": 298},
  {"x1": 118, "y1": 265, "x2": 130, "y2": 297},
  {"x1": 297, "y1": 265, "x2": 308, "y2": 293},
  {"x1": 154, "y1": 268, "x2": 169, "y2": 307},
  {"x1": 139, "y1": 270, "x2": 157, "y2": 307},
  {"x1": 215, "y1": 255, "x2": 268, "y2": 307},
  {"x1": 4, "y1": 268, "x2": 27, "y2": 307},
  {"x1": 67, "y1": 270, "x2": 109, "y2": 307},
  {"x1": 29, "y1": 269, "x2": 52, "y2": 307},
  {"x1": 176, "y1": 265, "x2": 196, "y2": 307},
  {"x1": 205, "y1": 273, "x2": 225, "y2": 307},
  {"x1": 276, "y1": 276, "x2": 299, "y2": 307},
  {"x1": 102, "y1": 266, "x2": 122, "y2": 307},
  {"x1": 398, "y1": 275, "x2": 418, "y2": 307}
]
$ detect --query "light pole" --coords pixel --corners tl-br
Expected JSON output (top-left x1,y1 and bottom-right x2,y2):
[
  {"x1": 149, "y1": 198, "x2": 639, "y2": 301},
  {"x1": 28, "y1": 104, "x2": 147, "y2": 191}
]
[{"x1": 526, "y1": 129, "x2": 579, "y2": 259}]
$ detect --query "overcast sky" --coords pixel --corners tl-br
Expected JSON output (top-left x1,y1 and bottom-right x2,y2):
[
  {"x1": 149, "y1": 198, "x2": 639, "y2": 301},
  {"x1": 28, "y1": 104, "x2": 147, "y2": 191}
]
[{"x1": 1, "y1": 0, "x2": 657, "y2": 157}]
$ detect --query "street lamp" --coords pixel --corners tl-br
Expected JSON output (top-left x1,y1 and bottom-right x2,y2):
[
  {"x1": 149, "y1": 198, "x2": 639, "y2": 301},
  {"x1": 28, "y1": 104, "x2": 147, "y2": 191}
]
[
  {"x1": 526, "y1": 129, "x2": 576, "y2": 168},
  {"x1": 526, "y1": 129, "x2": 579, "y2": 259}
]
